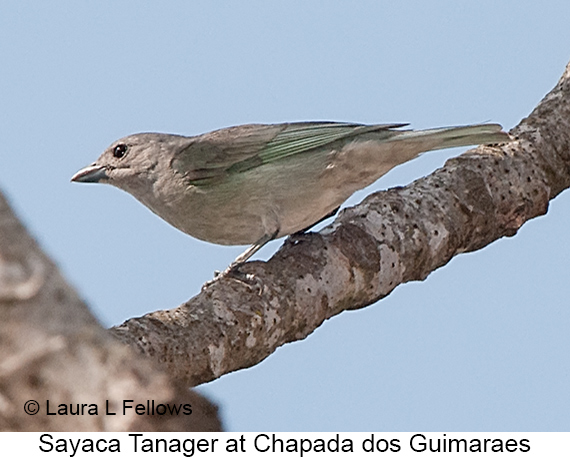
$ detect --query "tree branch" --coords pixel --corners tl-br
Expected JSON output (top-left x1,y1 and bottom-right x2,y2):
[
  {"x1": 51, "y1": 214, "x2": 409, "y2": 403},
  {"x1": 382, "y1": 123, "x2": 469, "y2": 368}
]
[
  {"x1": 0, "y1": 192, "x2": 221, "y2": 431},
  {"x1": 112, "y1": 62, "x2": 570, "y2": 388}
]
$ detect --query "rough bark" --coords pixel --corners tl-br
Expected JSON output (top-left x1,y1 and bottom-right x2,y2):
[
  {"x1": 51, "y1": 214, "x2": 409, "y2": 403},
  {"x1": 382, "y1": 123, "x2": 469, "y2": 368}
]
[
  {"x1": 0, "y1": 193, "x2": 221, "y2": 431},
  {"x1": 112, "y1": 62, "x2": 570, "y2": 388}
]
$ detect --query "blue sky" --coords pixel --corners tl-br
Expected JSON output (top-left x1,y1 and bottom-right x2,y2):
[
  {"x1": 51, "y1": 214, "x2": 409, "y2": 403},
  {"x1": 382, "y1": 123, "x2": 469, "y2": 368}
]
[{"x1": 1, "y1": 1, "x2": 569, "y2": 431}]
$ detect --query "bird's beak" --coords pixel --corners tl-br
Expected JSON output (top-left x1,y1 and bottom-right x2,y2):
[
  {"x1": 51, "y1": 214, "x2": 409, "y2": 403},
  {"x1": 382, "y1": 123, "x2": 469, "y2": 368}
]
[{"x1": 71, "y1": 164, "x2": 108, "y2": 183}]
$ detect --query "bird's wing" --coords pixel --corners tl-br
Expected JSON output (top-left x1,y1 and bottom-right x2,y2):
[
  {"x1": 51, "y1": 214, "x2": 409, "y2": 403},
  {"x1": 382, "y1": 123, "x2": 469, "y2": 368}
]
[{"x1": 172, "y1": 122, "x2": 408, "y2": 185}]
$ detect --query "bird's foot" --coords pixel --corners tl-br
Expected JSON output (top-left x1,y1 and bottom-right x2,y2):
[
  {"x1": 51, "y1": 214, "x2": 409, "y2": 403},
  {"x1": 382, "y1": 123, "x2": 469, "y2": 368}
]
[{"x1": 201, "y1": 263, "x2": 262, "y2": 293}]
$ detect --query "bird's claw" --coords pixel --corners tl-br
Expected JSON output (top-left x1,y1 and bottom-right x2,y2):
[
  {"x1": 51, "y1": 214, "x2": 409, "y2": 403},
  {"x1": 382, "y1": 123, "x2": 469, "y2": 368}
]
[{"x1": 202, "y1": 264, "x2": 263, "y2": 293}]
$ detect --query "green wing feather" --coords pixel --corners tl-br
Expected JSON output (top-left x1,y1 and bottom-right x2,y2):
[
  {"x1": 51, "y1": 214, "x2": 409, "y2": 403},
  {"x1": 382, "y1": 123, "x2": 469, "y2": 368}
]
[{"x1": 173, "y1": 122, "x2": 406, "y2": 185}]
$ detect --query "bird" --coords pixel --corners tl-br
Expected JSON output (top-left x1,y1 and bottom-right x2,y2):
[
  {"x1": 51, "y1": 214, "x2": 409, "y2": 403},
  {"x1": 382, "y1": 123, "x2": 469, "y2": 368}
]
[{"x1": 71, "y1": 121, "x2": 509, "y2": 276}]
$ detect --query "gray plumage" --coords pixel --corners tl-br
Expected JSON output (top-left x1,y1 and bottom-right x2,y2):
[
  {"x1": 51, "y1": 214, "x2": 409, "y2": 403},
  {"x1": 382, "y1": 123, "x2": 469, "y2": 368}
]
[{"x1": 71, "y1": 121, "x2": 509, "y2": 269}]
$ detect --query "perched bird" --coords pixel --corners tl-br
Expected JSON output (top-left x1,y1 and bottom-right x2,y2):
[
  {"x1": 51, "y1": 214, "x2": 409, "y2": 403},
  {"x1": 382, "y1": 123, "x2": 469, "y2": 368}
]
[{"x1": 71, "y1": 122, "x2": 509, "y2": 274}]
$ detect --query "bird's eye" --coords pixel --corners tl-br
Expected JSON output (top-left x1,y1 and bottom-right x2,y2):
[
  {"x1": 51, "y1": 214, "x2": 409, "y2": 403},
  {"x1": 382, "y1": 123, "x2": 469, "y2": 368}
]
[{"x1": 113, "y1": 144, "x2": 128, "y2": 158}]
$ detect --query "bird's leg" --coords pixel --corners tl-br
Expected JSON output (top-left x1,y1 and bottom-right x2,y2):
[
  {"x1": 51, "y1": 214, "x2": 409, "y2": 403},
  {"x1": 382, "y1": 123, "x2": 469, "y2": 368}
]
[
  {"x1": 232, "y1": 233, "x2": 275, "y2": 266},
  {"x1": 223, "y1": 230, "x2": 278, "y2": 273},
  {"x1": 203, "y1": 231, "x2": 278, "y2": 289}
]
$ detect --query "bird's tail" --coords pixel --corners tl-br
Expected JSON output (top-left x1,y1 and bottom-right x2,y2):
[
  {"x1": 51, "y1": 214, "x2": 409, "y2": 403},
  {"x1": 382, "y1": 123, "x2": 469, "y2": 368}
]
[{"x1": 390, "y1": 123, "x2": 510, "y2": 151}]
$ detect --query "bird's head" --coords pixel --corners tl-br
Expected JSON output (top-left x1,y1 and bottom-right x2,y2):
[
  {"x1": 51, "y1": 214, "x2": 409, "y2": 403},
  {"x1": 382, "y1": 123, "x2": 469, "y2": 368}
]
[{"x1": 71, "y1": 133, "x2": 191, "y2": 194}]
